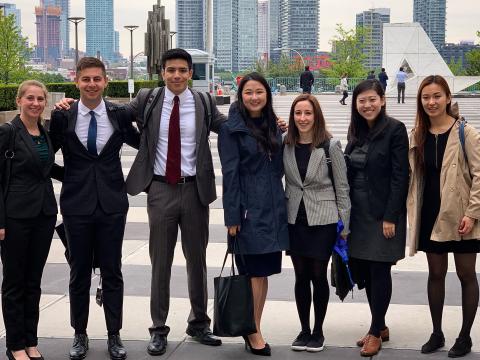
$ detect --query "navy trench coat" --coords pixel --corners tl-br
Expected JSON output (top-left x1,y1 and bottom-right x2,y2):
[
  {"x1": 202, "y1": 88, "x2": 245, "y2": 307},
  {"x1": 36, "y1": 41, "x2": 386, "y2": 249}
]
[{"x1": 218, "y1": 106, "x2": 289, "y2": 255}]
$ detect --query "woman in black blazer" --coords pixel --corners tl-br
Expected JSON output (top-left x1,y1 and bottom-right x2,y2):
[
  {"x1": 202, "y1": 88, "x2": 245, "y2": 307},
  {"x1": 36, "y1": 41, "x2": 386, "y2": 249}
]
[
  {"x1": 344, "y1": 80, "x2": 409, "y2": 357},
  {"x1": 0, "y1": 80, "x2": 58, "y2": 360}
]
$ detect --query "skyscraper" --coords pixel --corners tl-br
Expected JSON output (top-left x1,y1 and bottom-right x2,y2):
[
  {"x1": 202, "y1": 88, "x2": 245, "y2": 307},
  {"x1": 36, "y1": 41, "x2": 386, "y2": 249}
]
[
  {"x1": 356, "y1": 8, "x2": 390, "y2": 70},
  {"x1": 280, "y1": 0, "x2": 320, "y2": 59},
  {"x1": 43, "y1": 0, "x2": 69, "y2": 56},
  {"x1": 269, "y1": 0, "x2": 281, "y2": 62},
  {"x1": 0, "y1": 3, "x2": 21, "y2": 31},
  {"x1": 176, "y1": 0, "x2": 205, "y2": 50},
  {"x1": 35, "y1": 3, "x2": 61, "y2": 65},
  {"x1": 85, "y1": 0, "x2": 114, "y2": 61},
  {"x1": 258, "y1": 0, "x2": 269, "y2": 62},
  {"x1": 413, "y1": 0, "x2": 446, "y2": 50},
  {"x1": 214, "y1": 0, "x2": 257, "y2": 72}
]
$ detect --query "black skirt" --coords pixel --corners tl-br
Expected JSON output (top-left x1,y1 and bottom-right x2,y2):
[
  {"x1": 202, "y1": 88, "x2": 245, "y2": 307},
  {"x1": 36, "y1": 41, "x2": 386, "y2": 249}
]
[
  {"x1": 235, "y1": 252, "x2": 282, "y2": 277},
  {"x1": 287, "y1": 222, "x2": 337, "y2": 261}
]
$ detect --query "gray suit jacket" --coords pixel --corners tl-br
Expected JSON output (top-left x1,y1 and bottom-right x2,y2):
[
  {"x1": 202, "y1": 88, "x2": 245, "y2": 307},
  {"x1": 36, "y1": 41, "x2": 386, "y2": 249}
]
[
  {"x1": 125, "y1": 87, "x2": 226, "y2": 206},
  {"x1": 283, "y1": 138, "x2": 351, "y2": 235}
]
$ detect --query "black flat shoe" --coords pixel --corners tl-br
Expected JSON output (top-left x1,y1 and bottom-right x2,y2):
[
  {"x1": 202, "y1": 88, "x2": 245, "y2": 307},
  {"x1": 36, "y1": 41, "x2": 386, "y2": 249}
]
[
  {"x1": 186, "y1": 327, "x2": 222, "y2": 346},
  {"x1": 448, "y1": 336, "x2": 472, "y2": 358},
  {"x1": 107, "y1": 334, "x2": 127, "y2": 360},
  {"x1": 69, "y1": 334, "x2": 89, "y2": 360},
  {"x1": 242, "y1": 336, "x2": 271, "y2": 356},
  {"x1": 147, "y1": 332, "x2": 167, "y2": 356},
  {"x1": 421, "y1": 332, "x2": 445, "y2": 354},
  {"x1": 28, "y1": 355, "x2": 45, "y2": 360},
  {"x1": 6, "y1": 349, "x2": 15, "y2": 360}
]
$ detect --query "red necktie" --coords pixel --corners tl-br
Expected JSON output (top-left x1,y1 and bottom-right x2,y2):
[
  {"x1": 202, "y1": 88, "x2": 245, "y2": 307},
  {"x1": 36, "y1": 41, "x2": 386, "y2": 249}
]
[{"x1": 165, "y1": 95, "x2": 181, "y2": 184}]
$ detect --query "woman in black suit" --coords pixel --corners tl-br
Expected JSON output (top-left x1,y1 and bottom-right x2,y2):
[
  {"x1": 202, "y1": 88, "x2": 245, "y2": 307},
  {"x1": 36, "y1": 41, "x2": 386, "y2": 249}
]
[
  {"x1": 0, "y1": 80, "x2": 58, "y2": 360},
  {"x1": 344, "y1": 79, "x2": 409, "y2": 357}
]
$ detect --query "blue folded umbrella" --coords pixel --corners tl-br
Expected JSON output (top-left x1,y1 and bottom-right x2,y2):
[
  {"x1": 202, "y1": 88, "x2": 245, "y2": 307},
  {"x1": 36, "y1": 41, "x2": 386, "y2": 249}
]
[{"x1": 331, "y1": 220, "x2": 355, "y2": 300}]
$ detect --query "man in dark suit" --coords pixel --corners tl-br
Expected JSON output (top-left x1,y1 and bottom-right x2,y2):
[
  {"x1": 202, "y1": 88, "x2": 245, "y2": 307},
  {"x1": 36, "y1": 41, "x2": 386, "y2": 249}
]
[
  {"x1": 300, "y1": 66, "x2": 314, "y2": 94},
  {"x1": 126, "y1": 48, "x2": 226, "y2": 355},
  {"x1": 49, "y1": 57, "x2": 140, "y2": 360}
]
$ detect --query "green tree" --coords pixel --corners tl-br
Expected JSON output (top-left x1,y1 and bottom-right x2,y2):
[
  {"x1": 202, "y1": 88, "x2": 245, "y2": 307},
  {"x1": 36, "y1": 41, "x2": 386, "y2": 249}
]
[
  {"x1": 0, "y1": 14, "x2": 31, "y2": 84},
  {"x1": 323, "y1": 24, "x2": 369, "y2": 79},
  {"x1": 447, "y1": 57, "x2": 466, "y2": 76},
  {"x1": 465, "y1": 31, "x2": 480, "y2": 76}
]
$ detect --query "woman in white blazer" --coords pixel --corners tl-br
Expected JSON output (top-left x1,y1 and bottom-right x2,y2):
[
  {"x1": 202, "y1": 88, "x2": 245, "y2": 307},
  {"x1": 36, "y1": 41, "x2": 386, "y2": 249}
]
[{"x1": 283, "y1": 94, "x2": 351, "y2": 353}]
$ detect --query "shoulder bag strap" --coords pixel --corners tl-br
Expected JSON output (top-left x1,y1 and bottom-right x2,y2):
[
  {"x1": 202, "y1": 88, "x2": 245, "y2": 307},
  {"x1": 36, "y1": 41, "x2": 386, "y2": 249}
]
[
  {"x1": 322, "y1": 138, "x2": 336, "y2": 199},
  {"x1": 198, "y1": 91, "x2": 213, "y2": 137}
]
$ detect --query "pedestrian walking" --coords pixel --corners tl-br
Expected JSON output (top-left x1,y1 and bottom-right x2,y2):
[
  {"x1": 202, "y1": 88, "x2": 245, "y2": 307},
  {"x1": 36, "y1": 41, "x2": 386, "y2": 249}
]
[
  {"x1": 219, "y1": 72, "x2": 289, "y2": 356},
  {"x1": 378, "y1": 68, "x2": 388, "y2": 91},
  {"x1": 284, "y1": 94, "x2": 350, "y2": 353},
  {"x1": 407, "y1": 75, "x2": 480, "y2": 358},
  {"x1": 339, "y1": 74, "x2": 348, "y2": 105},
  {"x1": 300, "y1": 66, "x2": 315, "y2": 94},
  {"x1": 0, "y1": 81, "x2": 58, "y2": 360},
  {"x1": 396, "y1": 67, "x2": 407, "y2": 103},
  {"x1": 366, "y1": 71, "x2": 375, "y2": 80},
  {"x1": 345, "y1": 79, "x2": 409, "y2": 357}
]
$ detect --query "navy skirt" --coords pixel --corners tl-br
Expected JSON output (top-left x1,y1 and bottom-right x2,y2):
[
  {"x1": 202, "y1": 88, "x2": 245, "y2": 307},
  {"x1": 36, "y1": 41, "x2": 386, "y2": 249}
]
[{"x1": 235, "y1": 252, "x2": 282, "y2": 277}]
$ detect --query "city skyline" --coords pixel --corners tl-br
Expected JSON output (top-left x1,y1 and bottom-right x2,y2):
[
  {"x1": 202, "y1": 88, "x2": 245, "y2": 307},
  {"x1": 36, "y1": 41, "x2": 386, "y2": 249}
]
[{"x1": 9, "y1": 0, "x2": 480, "y2": 58}]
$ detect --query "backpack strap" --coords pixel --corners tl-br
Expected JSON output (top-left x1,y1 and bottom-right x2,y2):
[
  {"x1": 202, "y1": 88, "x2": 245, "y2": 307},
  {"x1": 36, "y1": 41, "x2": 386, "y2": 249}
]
[
  {"x1": 198, "y1": 91, "x2": 214, "y2": 137},
  {"x1": 2, "y1": 122, "x2": 15, "y2": 198},
  {"x1": 142, "y1": 87, "x2": 163, "y2": 128},
  {"x1": 321, "y1": 138, "x2": 336, "y2": 198}
]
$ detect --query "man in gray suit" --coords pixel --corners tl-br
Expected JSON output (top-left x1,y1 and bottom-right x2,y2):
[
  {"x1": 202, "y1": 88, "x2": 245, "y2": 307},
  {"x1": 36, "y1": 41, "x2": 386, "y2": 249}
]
[{"x1": 126, "y1": 48, "x2": 226, "y2": 356}]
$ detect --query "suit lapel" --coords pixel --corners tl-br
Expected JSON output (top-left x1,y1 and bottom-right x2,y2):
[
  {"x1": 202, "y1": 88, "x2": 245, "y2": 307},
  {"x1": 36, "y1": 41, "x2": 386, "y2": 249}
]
[
  {"x1": 41, "y1": 124, "x2": 54, "y2": 178},
  {"x1": 285, "y1": 145, "x2": 303, "y2": 185},
  {"x1": 149, "y1": 90, "x2": 166, "y2": 164},
  {"x1": 13, "y1": 117, "x2": 44, "y2": 176},
  {"x1": 304, "y1": 147, "x2": 324, "y2": 186},
  {"x1": 99, "y1": 101, "x2": 120, "y2": 156},
  {"x1": 193, "y1": 91, "x2": 204, "y2": 148}
]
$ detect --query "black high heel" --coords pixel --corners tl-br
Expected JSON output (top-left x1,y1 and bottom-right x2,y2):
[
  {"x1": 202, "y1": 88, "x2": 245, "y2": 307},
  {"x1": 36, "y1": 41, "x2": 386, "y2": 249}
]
[{"x1": 242, "y1": 335, "x2": 271, "y2": 356}]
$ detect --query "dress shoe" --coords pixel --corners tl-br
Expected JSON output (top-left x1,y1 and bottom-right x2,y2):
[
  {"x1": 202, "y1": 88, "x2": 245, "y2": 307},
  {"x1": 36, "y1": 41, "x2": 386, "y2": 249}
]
[
  {"x1": 26, "y1": 347, "x2": 45, "y2": 360},
  {"x1": 421, "y1": 332, "x2": 445, "y2": 354},
  {"x1": 242, "y1": 336, "x2": 271, "y2": 356},
  {"x1": 360, "y1": 334, "x2": 382, "y2": 357},
  {"x1": 356, "y1": 327, "x2": 389, "y2": 347},
  {"x1": 448, "y1": 336, "x2": 472, "y2": 358},
  {"x1": 147, "y1": 332, "x2": 167, "y2": 356},
  {"x1": 107, "y1": 334, "x2": 127, "y2": 360},
  {"x1": 290, "y1": 330, "x2": 311, "y2": 351},
  {"x1": 70, "y1": 334, "x2": 89, "y2": 360},
  {"x1": 186, "y1": 328, "x2": 222, "y2": 346}
]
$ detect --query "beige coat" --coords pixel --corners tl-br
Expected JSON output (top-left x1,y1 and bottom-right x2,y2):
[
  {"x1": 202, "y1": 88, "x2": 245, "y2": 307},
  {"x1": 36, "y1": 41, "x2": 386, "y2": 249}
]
[{"x1": 407, "y1": 120, "x2": 480, "y2": 256}]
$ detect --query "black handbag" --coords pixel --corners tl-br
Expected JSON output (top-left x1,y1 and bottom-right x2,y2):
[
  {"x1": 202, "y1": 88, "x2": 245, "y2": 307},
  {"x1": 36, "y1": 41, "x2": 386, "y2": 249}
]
[{"x1": 213, "y1": 239, "x2": 256, "y2": 337}]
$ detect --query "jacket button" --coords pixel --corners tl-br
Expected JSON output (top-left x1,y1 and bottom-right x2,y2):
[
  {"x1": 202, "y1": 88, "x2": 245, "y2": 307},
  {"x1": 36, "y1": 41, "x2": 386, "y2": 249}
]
[{"x1": 301, "y1": 187, "x2": 304, "y2": 191}]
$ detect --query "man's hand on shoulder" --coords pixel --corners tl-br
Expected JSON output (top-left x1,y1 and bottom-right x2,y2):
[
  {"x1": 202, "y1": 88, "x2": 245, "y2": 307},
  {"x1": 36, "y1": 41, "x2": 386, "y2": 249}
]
[{"x1": 54, "y1": 98, "x2": 76, "y2": 110}]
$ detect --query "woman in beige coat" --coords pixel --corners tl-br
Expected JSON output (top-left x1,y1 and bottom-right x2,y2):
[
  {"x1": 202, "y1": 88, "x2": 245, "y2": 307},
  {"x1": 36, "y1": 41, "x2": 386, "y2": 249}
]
[{"x1": 407, "y1": 75, "x2": 479, "y2": 358}]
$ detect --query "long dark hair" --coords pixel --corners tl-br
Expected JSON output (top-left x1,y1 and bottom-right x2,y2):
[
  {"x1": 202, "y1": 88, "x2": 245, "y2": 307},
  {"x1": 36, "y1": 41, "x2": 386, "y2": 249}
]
[
  {"x1": 413, "y1": 75, "x2": 459, "y2": 171},
  {"x1": 237, "y1": 72, "x2": 279, "y2": 153},
  {"x1": 347, "y1": 79, "x2": 387, "y2": 145},
  {"x1": 285, "y1": 94, "x2": 332, "y2": 149}
]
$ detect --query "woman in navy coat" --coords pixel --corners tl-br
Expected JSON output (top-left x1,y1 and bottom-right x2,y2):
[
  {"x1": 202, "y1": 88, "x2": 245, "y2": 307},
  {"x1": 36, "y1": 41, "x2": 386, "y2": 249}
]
[{"x1": 218, "y1": 72, "x2": 288, "y2": 356}]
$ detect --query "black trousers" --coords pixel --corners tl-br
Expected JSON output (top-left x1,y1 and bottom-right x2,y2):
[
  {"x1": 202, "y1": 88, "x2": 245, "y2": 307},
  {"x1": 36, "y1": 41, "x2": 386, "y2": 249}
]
[
  {"x1": 397, "y1": 82, "x2": 405, "y2": 103},
  {"x1": 1, "y1": 214, "x2": 56, "y2": 351},
  {"x1": 63, "y1": 206, "x2": 126, "y2": 334}
]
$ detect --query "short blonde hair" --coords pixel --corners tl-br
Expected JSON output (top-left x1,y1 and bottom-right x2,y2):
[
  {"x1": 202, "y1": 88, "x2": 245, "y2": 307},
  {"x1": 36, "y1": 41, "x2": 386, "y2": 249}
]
[{"x1": 16, "y1": 80, "x2": 49, "y2": 123}]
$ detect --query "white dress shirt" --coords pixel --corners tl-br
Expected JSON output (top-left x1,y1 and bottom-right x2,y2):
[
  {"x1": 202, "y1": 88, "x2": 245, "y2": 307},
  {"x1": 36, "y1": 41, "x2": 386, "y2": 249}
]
[
  {"x1": 154, "y1": 87, "x2": 197, "y2": 176},
  {"x1": 76, "y1": 100, "x2": 114, "y2": 155}
]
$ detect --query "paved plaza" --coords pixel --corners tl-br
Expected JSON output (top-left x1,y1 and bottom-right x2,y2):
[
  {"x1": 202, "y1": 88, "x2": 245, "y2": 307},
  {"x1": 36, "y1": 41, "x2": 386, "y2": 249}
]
[{"x1": 1, "y1": 94, "x2": 479, "y2": 359}]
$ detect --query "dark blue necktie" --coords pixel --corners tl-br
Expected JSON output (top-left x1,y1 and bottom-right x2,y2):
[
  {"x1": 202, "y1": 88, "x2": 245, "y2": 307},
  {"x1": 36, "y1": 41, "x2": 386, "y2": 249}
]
[{"x1": 87, "y1": 110, "x2": 97, "y2": 155}]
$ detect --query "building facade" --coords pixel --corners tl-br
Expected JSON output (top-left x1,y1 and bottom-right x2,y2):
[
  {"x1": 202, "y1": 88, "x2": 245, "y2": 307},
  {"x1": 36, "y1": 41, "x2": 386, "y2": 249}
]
[
  {"x1": 440, "y1": 41, "x2": 480, "y2": 69},
  {"x1": 280, "y1": 0, "x2": 320, "y2": 60},
  {"x1": 176, "y1": 0, "x2": 205, "y2": 51},
  {"x1": 43, "y1": 0, "x2": 69, "y2": 56},
  {"x1": 85, "y1": 0, "x2": 114, "y2": 61},
  {"x1": 413, "y1": 0, "x2": 446, "y2": 50},
  {"x1": 0, "y1": 3, "x2": 21, "y2": 31},
  {"x1": 257, "y1": 0, "x2": 269, "y2": 63},
  {"x1": 356, "y1": 8, "x2": 390, "y2": 70},
  {"x1": 214, "y1": 0, "x2": 257, "y2": 72},
  {"x1": 269, "y1": 0, "x2": 281, "y2": 62},
  {"x1": 35, "y1": 4, "x2": 61, "y2": 65}
]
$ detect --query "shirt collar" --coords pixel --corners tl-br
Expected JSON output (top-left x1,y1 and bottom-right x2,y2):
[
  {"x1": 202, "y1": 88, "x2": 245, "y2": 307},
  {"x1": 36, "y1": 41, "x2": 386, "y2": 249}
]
[
  {"x1": 78, "y1": 99, "x2": 106, "y2": 117},
  {"x1": 164, "y1": 86, "x2": 191, "y2": 105}
]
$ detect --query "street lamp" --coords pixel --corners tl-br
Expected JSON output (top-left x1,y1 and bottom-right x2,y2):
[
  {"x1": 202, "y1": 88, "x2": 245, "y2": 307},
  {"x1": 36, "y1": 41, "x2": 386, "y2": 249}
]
[
  {"x1": 274, "y1": 47, "x2": 306, "y2": 67},
  {"x1": 169, "y1": 31, "x2": 177, "y2": 49},
  {"x1": 124, "y1": 25, "x2": 139, "y2": 80},
  {"x1": 68, "y1": 17, "x2": 85, "y2": 66}
]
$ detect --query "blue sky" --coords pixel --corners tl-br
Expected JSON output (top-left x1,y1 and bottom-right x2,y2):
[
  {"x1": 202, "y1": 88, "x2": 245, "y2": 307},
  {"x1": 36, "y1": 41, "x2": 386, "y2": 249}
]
[{"x1": 12, "y1": 0, "x2": 480, "y2": 56}]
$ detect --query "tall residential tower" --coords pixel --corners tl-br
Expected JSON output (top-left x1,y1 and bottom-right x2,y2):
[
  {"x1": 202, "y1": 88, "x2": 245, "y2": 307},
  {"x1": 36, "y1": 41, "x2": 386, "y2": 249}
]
[
  {"x1": 176, "y1": 0, "x2": 205, "y2": 50},
  {"x1": 413, "y1": 0, "x2": 446, "y2": 50},
  {"x1": 43, "y1": 0, "x2": 69, "y2": 56},
  {"x1": 356, "y1": 8, "x2": 390, "y2": 70},
  {"x1": 85, "y1": 0, "x2": 114, "y2": 61}
]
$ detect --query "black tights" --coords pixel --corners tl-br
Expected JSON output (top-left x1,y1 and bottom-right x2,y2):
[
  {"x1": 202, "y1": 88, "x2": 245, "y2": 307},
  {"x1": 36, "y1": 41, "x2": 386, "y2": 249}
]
[
  {"x1": 426, "y1": 253, "x2": 478, "y2": 338},
  {"x1": 355, "y1": 259, "x2": 392, "y2": 337},
  {"x1": 291, "y1": 255, "x2": 330, "y2": 335}
]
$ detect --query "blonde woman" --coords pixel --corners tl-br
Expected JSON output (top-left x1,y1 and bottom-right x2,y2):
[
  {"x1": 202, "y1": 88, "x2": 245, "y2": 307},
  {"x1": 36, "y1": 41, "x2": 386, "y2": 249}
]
[{"x1": 0, "y1": 81, "x2": 57, "y2": 360}]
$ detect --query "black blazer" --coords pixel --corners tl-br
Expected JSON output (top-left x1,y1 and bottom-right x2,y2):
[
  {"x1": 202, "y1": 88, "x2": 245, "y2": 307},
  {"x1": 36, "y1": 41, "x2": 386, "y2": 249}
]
[
  {"x1": 49, "y1": 100, "x2": 140, "y2": 216},
  {"x1": 345, "y1": 115, "x2": 409, "y2": 223},
  {"x1": 0, "y1": 116, "x2": 57, "y2": 228}
]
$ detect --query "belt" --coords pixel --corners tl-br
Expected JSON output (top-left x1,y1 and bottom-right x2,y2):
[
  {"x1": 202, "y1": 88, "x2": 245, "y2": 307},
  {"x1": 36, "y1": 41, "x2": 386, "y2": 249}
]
[{"x1": 152, "y1": 175, "x2": 196, "y2": 184}]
